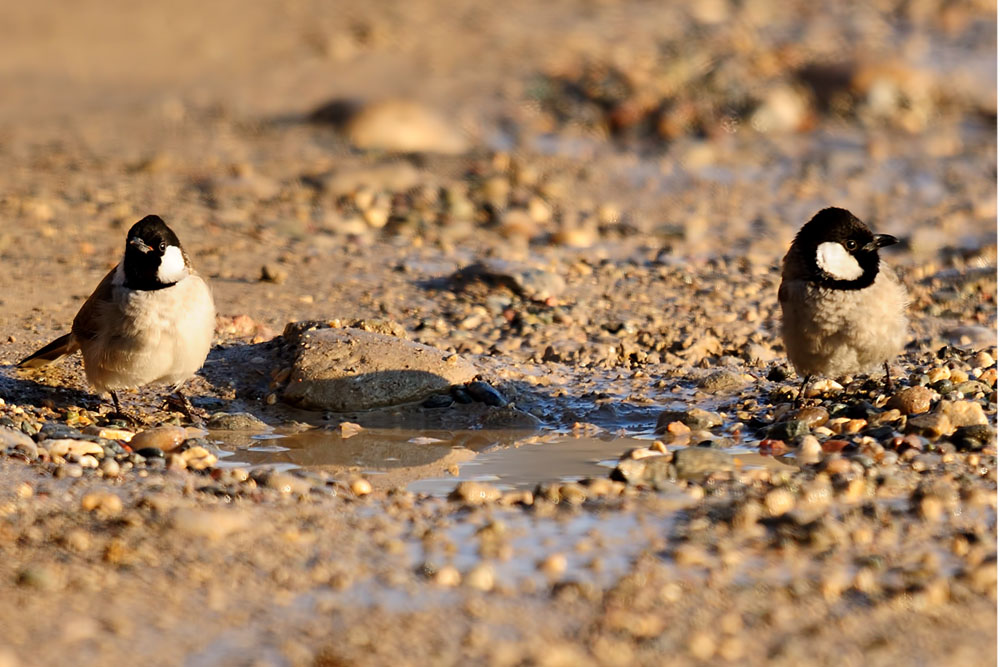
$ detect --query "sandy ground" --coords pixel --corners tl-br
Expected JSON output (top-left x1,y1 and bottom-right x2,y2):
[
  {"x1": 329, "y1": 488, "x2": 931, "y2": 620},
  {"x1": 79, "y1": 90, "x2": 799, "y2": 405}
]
[{"x1": 0, "y1": 1, "x2": 996, "y2": 665}]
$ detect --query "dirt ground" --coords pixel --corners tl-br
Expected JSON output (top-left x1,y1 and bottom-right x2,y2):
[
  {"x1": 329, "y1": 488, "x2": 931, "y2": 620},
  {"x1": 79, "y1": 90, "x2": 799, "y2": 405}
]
[{"x1": 0, "y1": 1, "x2": 996, "y2": 665}]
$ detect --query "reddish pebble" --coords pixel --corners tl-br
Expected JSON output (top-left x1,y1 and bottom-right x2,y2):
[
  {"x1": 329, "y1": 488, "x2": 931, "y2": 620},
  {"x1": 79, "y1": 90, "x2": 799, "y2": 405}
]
[
  {"x1": 759, "y1": 439, "x2": 789, "y2": 456},
  {"x1": 821, "y1": 439, "x2": 851, "y2": 453}
]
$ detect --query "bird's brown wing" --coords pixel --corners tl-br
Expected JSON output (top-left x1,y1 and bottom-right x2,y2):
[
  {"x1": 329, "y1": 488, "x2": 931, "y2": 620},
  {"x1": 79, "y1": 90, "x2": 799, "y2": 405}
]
[{"x1": 71, "y1": 265, "x2": 120, "y2": 344}]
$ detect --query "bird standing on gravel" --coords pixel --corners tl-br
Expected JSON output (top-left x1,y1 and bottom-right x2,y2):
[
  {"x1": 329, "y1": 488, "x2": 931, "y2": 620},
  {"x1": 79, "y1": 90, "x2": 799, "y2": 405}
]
[
  {"x1": 778, "y1": 207, "x2": 908, "y2": 400},
  {"x1": 19, "y1": 215, "x2": 216, "y2": 419}
]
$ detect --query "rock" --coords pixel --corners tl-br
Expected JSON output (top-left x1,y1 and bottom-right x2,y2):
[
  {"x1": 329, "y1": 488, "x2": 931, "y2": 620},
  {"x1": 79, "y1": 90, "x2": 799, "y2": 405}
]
[
  {"x1": 448, "y1": 259, "x2": 566, "y2": 302},
  {"x1": 888, "y1": 386, "x2": 935, "y2": 415},
  {"x1": 84, "y1": 427, "x2": 135, "y2": 442},
  {"x1": 282, "y1": 325, "x2": 478, "y2": 411},
  {"x1": 955, "y1": 380, "x2": 991, "y2": 396},
  {"x1": 768, "y1": 420, "x2": 810, "y2": 442},
  {"x1": 759, "y1": 439, "x2": 789, "y2": 456},
  {"x1": 134, "y1": 447, "x2": 165, "y2": 459},
  {"x1": 449, "y1": 481, "x2": 501, "y2": 505},
  {"x1": 951, "y1": 425, "x2": 995, "y2": 451},
  {"x1": 796, "y1": 435, "x2": 823, "y2": 465},
  {"x1": 129, "y1": 426, "x2": 191, "y2": 453},
  {"x1": 34, "y1": 423, "x2": 87, "y2": 441},
  {"x1": 171, "y1": 508, "x2": 251, "y2": 539},
  {"x1": 656, "y1": 408, "x2": 723, "y2": 432},
  {"x1": 350, "y1": 478, "x2": 372, "y2": 496},
  {"x1": 751, "y1": 84, "x2": 808, "y2": 133},
  {"x1": 80, "y1": 492, "x2": 123, "y2": 516},
  {"x1": 464, "y1": 381, "x2": 508, "y2": 407},
  {"x1": 538, "y1": 553, "x2": 568, "y2": 578},
  {"x1": 175, "y1": 446, "x2": 218, "y2": 471},
  {"x1": 45, "y1": 439, "x2": 104, "y2": 461},
  {"x1": 697, "y1": 370, "x2": 746, "y2": 394},
  {"x1": 804, "y1": 378, "x2": 843, "y2": 397},
  {"x1": 207, "y1": 412, "x2": 269, "y2": 431},
  {"x1": 764, "y1": 488, "x2": 796, "y2": 516},
  {"x1": 100, "y1": 459, "x2": 121, "y2": 477},
  {"x1": 433, "y1": 565, "x2": 462, "y2": 587},
  {"x1": 937, "y1": 400, "x2": 988, "y2": 428},
  {"x1": 338, "y1": 422, "x2": 364, "y2": 438},
  {"x1": 0, "y1": 426, "x2": 38, "y2": 459},
  {"x1": 611, "y1": 455, "x2": 673, "y2": 487},
  {"x1": 475, "y1": 405, "x2": 543, "y2": 430},
  {"x1": 422, "y1": 394, "x2": 454, "y2": 409},
  {"x1": 673, "y1": 448, "x2": 732, "y2": 480},
  {"x1": 795, "y1": 406, "x2": 829, "y2": 428},
  {"x1": 464, "y1": 563, "x2": 495, "y2": 591},
  {"x1": 342, "y1": 99, "x2": 469, "y2": 154}
]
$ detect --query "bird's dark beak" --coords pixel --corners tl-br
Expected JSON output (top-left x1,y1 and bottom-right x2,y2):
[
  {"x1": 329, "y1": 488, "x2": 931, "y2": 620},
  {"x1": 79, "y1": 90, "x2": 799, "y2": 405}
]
[
  {"x1": 129, "y1": 237, "x2": 153, "y2": 253},
  {"x1": 863, "y1": 234, "x2": 898, "y2": 252}
]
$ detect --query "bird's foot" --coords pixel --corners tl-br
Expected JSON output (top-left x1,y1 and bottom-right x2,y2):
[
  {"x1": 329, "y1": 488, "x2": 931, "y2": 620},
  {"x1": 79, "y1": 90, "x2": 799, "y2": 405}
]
[{"x1": 165, "y1": 392, "x2": 204, "y2": 426}]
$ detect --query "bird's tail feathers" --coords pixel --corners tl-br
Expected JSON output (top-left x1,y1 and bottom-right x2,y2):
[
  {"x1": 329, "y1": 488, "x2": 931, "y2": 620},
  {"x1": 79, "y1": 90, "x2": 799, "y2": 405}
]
[{"x1": 18, "y1": 334, "x2": 78, "y2": 368}]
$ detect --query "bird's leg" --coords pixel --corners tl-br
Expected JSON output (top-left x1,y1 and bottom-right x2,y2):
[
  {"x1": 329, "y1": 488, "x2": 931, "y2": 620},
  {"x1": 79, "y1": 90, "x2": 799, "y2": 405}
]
[
  {"x1": 166, "y1": 389, "x2": 203, "y2": 425},
  {"x1": 106, "y1": 391, "x2": 141, "y2": 427},
  {"x1": 883, "y1": 361, "x2": 894, "y2": 394},
  {"x1": 794, "y1": 374, "x2": 811, "y2": 407}
]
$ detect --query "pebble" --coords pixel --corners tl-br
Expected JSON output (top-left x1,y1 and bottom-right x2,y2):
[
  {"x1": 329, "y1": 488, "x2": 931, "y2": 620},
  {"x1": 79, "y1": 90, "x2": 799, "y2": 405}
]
[
  {"x1": 768, "y1": 420, "x2": 809, "y2": 442},
  {"x1": 764, "y1": 488, "x2": 796, "y2": 516},
  {"x1": 538, "y1": 553, "x2": 568, "y2": 578},
  {"x1": 0, "y1": 426, "x2": 38, "y2": 459},
  {"x1": 81, "y1": 492, "x2": 123, "y2": 516},
  {"x1": 338, "y1": 422, "x2": 364, "y2": 438},
  {"x1": 129, "y1": 426, "x2": 190, "y2": 453},
  {"x1": 134, "y1": 447, "x2": 165, "y2": 459},
  {"x1": 350, "y1": 478, "x2": 373, "y2": 496},
  {"x1": 177, "y1": 446, "x2": 218, "y2": 471},
  {"x1": 688, "y1": 631, "x2": 716, "y2": 660},
  {"x1": 262, "y1": 471, "x2": 313, "y2": 496},
  {"x1": 796, "y1": 435, "x2": 823, "y2": 466},
  {"x1": 449, "y1": 481, "x2": 501, "y2": 505},
  {"x1": 697, "y1": 370, "x2": 746, "y2": 394},
  {"x1": 908, "y1": 411, "x2": 954, "y2": 438},
  {"x1": 888, "y1": 386, "x2": 935, "y2": 415},
  {"x1": 464, "y1": 563, "x2": 495, "y2": 591},
  {"x1": 795, "y1": 406, "x2": 829, "y2": 428},
  {"x1": 100, "y1": 459, "x2": 121, "y2": 477},
  {"x1": 611, "y1": 456, "x2": 672, "y2": 487},
  {"x1": 464, "y1": 381, "x2": 509, "y2": 407},
  {"x1": 207, "y1": 412, "x2": 269, "y2": 431},
  {"x1": 927, "y1": 367, "x2": 951, "y2": 383},
  {"x1": 89, "y1": 427, "x2": 135, "y2": 442},
  {"x1": 433, "y1": 565, "x2": 461, "y2": 587},
  {"x1": 673, "y1": 447, "x2": 732, "y2": 480},
  {"x1": 656, "y1": 408, "x2": 722, "y2": 431},
  {"x1": 951, "y1": 425, "x2": 995, "y2": 451},
  {"x1": 171, "y1": 508, "x2": 251, "y2": 539},
  {"x1": 46, "y1": 439, "x2": 105, "y2": 461},
  {"x1": 804, "y1": 378, "x2": 843, "y2": 397},
  {"x1": 343, "y1": 99, "x2": 469, "y2": 154}
]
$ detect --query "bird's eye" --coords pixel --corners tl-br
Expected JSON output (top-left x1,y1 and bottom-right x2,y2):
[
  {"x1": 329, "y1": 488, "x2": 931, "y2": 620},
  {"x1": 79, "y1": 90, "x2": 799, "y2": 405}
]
[
  {"x1": 159, "y1": 242, "x2": 166, "y2": 252},
  {"x1": 845, "y1": 239, "x2": 858, "y2": 251}
]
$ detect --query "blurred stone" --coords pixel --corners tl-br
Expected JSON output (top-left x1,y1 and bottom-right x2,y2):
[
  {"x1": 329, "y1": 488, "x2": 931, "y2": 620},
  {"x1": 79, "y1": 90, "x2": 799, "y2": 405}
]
[{"x1": 344, "y1": 99, "x2": 469, "y2": 154}]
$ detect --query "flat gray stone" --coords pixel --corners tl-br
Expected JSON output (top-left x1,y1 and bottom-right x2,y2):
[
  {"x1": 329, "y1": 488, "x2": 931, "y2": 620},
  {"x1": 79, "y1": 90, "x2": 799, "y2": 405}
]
[{"x1": 282, "y1": 327, "x2": 479, "y2": 411}]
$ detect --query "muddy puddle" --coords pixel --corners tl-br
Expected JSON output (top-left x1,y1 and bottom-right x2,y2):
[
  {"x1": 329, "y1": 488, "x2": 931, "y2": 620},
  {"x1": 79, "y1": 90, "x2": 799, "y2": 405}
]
[{"x1": 212, "y1": 420, "x2": 793, "y2": 494}]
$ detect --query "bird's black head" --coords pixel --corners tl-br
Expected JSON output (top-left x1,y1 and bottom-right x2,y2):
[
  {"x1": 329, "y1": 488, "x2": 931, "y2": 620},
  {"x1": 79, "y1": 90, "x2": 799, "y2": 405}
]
[
  {"x1": 793, "y1": 207, "x2": 897, "y2": 290},
  {"x1": 123, "y1": 215, "x2": 188, "y2": 290}
]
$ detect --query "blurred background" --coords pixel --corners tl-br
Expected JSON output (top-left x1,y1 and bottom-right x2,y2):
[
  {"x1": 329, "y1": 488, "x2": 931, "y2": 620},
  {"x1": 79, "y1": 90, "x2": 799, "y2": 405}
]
[{"x1": 0, "y1": 0, "x2": 995, "y2": 339}]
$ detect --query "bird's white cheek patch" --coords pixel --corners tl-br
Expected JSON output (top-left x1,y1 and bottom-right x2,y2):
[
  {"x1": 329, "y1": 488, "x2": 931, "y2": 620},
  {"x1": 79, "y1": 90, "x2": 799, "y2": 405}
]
[
  {"x1": 157, "y1": 246, "x2": 188, "y2": 284},
  {"x1": 816, "y1": 241, "x2": 863, "y2": 280}
]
